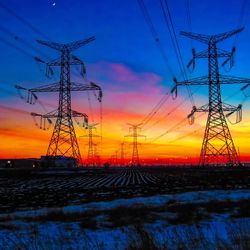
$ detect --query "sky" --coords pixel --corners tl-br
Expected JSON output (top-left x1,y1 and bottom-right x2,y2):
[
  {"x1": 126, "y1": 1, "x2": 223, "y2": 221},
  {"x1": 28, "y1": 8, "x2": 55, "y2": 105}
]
[{"x1": 0, "y1": 0, "x2": 250, "y2": 164}]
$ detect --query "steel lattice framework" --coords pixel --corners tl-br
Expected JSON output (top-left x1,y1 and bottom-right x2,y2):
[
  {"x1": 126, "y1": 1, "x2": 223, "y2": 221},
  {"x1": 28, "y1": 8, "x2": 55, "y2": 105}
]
[
  {"x1": 172, "y1": 28, "x2": 250, "y2": 166},
  {"x1": 80, "y1": 123, "x2": 100, "y2": 166},
  {"x1": 16, "y1": 37, "x2": 102, "y2": 164},
  {"x1": 125, "y1": 123, "x2": 145, "y2": 166},
  {"x1": 120, "y1": 142, "x2": 125, "y2": 166}
]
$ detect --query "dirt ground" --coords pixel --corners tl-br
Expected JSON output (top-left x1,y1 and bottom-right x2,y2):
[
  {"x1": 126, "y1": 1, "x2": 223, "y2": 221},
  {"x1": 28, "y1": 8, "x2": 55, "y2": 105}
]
[{"x1": 0, "y1": 166, "x2": 249, "y2": 213}]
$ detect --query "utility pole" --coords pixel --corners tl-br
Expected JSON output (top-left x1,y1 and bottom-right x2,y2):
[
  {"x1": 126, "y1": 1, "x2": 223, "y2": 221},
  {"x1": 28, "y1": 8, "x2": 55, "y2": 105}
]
[
  {"x1": 15, "y1": 37, "x2": 103, "y2": 165},
  {"x1": 80, "y1": 123, "x2": 101, "y2": 166},
  {"x1": 172, "y1": 28, "x2": 250, "y2": 166},
  {"x1": 125, "y1": 123, "x2": 145, "y2": 166}
]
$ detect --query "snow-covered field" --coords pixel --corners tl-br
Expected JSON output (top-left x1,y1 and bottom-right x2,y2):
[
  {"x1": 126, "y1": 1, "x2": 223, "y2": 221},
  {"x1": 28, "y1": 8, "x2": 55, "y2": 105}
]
[{"x1": 0, "y1": 189, "x2": 249, "y2": 249}]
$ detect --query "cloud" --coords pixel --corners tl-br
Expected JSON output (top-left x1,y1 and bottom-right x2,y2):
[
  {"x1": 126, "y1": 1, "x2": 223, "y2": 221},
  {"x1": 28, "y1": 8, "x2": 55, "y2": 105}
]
[
  {"x1": 2, "y1": 60, "x2": 249, "y2": 162},
  {"x1": 87, "y1": 61, "x2": 163, "y2": 93}
]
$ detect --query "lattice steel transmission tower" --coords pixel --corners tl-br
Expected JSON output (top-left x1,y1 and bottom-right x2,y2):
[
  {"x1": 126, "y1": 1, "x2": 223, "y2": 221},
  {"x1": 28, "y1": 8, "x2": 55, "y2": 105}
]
[
  {"x1": 15, "y1": 37, "x2": 102, "y2": 164},
  {"x1": 80, "y1": 123, "x2": 101, "y2": 166},
  {"x1": 120, "y1": 142, "x2": 125, "y2": 166},
  {"x1": 125, "y1": 123, "x2": 145, "y2": 166},
  {"x1": 172, "y1": 28, "x2": 250, "y2": 166}
]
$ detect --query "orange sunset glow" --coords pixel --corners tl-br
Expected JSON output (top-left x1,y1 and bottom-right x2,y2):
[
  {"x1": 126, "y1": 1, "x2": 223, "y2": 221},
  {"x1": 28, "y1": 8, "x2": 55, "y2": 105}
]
[{"x1": 1, "y1": 61, "x2": 250, "y2": 164}]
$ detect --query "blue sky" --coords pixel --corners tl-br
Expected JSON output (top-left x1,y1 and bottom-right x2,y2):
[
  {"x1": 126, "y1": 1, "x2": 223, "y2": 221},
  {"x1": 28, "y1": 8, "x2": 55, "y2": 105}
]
[{"x1": 1, "y1": 0, "x2": 249, "y2": 85}]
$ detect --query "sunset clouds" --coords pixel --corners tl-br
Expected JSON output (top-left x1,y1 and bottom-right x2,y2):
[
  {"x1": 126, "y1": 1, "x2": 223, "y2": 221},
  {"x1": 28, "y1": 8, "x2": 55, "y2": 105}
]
[{"x1": 1, "y1": 59, "x2": 249, "y2": 164}]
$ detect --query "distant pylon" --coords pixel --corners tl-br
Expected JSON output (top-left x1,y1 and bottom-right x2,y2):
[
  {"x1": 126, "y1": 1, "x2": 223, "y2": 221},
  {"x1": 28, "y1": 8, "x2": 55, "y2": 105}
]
[
  {"x1": 172, "y1": 28, "x2": 250, "y2": 166},
  {"x1": 120, "y1": 142, "x2": 125, "y2": 166},
  {"x1": 125, "y1": 123, "x2": 145, "y2": 166},
  {"x1": 80, "y1": 123, "x2": 101, "y2": 166},
  {"x1": 16, "y1": 37, "x2": 103, "y2": 165}
]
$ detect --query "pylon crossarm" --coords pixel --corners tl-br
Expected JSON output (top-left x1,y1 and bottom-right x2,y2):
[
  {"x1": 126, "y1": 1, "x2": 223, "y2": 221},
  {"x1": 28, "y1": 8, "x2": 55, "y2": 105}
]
[
  {"x1": 219, "y1": 75, "x2": 250, "y2": 84},
  {"x1": 39, "y1": 109, "x2": 58, "y2": 119},
  {"x1": 175, "y1": 76, "x2": 208, "y2": 86},
  {"x1": 37, "y1": 36, "x2": 95, "y2": 53},
  {"x1": 65, "y1": 36, "x2": 96, "y2": 52},
  {"x1": 171, "y1": 76, "x2": 208, "y2": 99},
  {"x1": 70, "y1": 55, "x2": 86, "y2": 77},
  {"x1": 187, "y1": 49, "x2": 232, "y2": 71},
  {"x1": 44, "y1": 58, "x2": 61, "y2": 67},
  {"x1": 72, "y1": 110, "x2": 88, "y2": 118},
  {"x1": 37, "y1": 40, "x2": 64, "y2": 51},
  {"x1": 29, "y1": 82, "x2": 60, "y2": 93},
  {"x1": 216, "y1": 48, "x2": 233, "y2": 58},
  {"x1": 194, "y1": 49, "x2": 209, "y2": 58},
  {"x1": 15, "y1": 84, "x2": 38, "y2": 104},
  {"x1": 187, "y1": 104, "x2": 209, "y2": 125},
  {"x1": 127, "y1": 123, "x2": 143, "y2": 127},
  {"x1": 71, "y1": 82, "x2": 102, "y2": 102},
  {"x1": 180, "y1": 31, "x2": 210, "y2": 44},
  {"x1": 38, "y1": 56, "x2": 86, "y2": 75},
  {"x1": 36, "y1": 109, "x2": 88, "y2": 120},
  {"x1": 137, "y1": 134, "x2": 146, "y2": 138},
  {"x1": 222, "y1": 103, "x2": 241, "y2": 112},
  {"x1": 20, "y1": 83, "x2": 60, "y2": 104},
  {"x1": 30, "y1": 112, "x2": 53, "y2": 130},
  {"x1": 34, "y1": 56, "x2": 46, "y2": 64},
  {"x1": 195, "y1": 104, "x2": 209, "y2": 112},
  {"x1": 72, "y1": 110, "x2": 88, "y2": 128},
  {"x1": 70, "y1": 55, "x2": 84, "y2": 65},
  {"x1": 35, "y1": 58, "x2": 55, "y2": 78},
  {"x1": 181, "y1": 28, "x2": 243, "y2": 45},
  {"x1": 211, "y1": 27, "x2": 244, "y2": 43},
  {"x1": 71, "y1": 82, "x2": 101, "y2": 91},
  {"x1": 223, "y1": 103, "x2": 242, "y2": 124},
  {"x1": 124, "y1": 135, "x2": 132, "y2": 137}
]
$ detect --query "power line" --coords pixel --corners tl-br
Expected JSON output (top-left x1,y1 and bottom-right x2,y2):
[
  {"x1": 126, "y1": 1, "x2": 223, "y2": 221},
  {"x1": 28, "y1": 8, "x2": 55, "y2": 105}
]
[
  {"x1": 185, "y1": 0, "x2": 192, "y2": 34},
  {"x1": 168, "y1": 125, "x2": 204, "y2": 144},
  {"x1": 148, "y1": 85, "x2": 245, "y2": 144},
  {"x1": 159, "y1": 0, "x2": 195, "y2": 106},
  {"x1": 137, "y1": 0, "x2": 174, "y2": 76},
  {"x1": 173, "y1": 28, "x2": 245, "y2": 166},
  {"x1": 149, "y1": 116, "x2": 188, "y2": 143},
  {"x1": 233, "y1": 0, "x2": 248, "y2": 45},
  {"x1": 0, "y1": 2, "x2": 50, "y2": 40},
  {"x1": 143, "y1": 85, "x2": 201, "y2": 132},
  {"x1": 141, "y1": 91, "x2": 170, "y2": 127},
  {"x1": 0, "y1": 36, "x2": 34, "y2": 58},
  {"x1": 0, "y1": 24, "x2": 49, "y2": 59},
  {"x1": 185, "y1": 0, "x2": 193, "y2": 48},
  {"x1": 0, "y1": 24, "x2": 82, "y2": 80},
  {"x1": 167, "y1": 96, "x2": 245, "y2": 144},
  {"x1": 144, "y1": 0, "x2": 247, "y2": 134},
  {"x1": 139, "y1": 0, "x2": 197, "y2": 131}
]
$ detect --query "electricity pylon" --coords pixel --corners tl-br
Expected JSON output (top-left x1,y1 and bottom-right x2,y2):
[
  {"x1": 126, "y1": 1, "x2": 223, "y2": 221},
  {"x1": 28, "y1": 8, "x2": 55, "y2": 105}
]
[
  {"x1": 15, "y1": 37, "x2": 102, "y2": 164},
  {"x1": 80, "y1": 123, "x2": 101, "y2": 166},
  {"x1": 172, "y1": 27, "x2": 250, "y2": 166},
  {"x1": 125, "y1": 123, "x2": 145, "y2": 166},
  {"x1": 120, "y1": 142, "x2": 125, "y2": 166}
]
